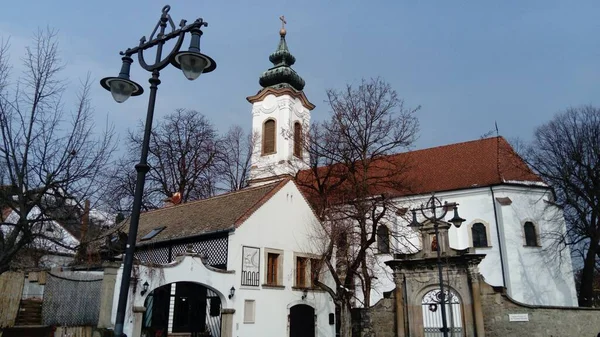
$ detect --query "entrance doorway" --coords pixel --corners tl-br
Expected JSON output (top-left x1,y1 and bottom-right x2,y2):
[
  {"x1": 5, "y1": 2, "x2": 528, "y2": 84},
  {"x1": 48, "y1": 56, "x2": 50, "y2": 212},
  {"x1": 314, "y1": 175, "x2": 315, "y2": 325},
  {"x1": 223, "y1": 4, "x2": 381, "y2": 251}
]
[
  {"x1": 142, "y1": 282, "x2": 222, "y2": 337},
  {"x1": 421, "y1": 288, "x2": 463, "y2": 337},
  {"x1": 289, "y1": 304, "x2": 315, "y2": 337}
]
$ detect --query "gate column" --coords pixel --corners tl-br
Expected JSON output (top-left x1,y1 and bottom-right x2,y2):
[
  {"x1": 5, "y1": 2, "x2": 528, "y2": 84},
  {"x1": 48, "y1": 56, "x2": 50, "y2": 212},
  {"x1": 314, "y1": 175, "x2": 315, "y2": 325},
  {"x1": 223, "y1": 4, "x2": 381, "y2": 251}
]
[{"x1": 221, "y1": 308, "x2": 235, "y2": 337}]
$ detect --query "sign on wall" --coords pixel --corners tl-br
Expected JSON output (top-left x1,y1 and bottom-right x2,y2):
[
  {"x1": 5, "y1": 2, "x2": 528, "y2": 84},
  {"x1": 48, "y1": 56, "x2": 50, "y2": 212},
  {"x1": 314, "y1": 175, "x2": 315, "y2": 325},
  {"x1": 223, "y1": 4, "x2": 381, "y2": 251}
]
[
  {"x1": 508, "y1": 313, "x2": 529, "y2": 322},
  {"x1": 241, "y1": 246, "x2": 260, "y2": 286}
]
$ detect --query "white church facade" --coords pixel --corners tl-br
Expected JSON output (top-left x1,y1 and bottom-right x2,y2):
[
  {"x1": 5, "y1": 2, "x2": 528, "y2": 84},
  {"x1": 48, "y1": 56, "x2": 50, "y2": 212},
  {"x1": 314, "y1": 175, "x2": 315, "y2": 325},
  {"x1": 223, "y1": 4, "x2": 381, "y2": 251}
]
[{"x1": 109, "y1": 18, "x2": 577, "y2": 337}]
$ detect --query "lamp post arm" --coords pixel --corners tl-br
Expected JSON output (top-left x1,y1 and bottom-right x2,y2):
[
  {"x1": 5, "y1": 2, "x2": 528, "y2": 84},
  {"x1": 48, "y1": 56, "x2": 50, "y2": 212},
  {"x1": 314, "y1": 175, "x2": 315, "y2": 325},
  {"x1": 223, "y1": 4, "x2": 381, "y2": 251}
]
[{"x1": 113, "y1": 70, "x2": 161, "y2": 337}]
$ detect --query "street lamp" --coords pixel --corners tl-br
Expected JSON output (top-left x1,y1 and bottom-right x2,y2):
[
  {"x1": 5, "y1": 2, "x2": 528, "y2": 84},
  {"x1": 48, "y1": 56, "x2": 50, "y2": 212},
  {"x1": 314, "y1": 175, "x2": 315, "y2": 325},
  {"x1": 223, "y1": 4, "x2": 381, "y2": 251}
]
[
  {"x1": 100, "y1": 5, "x2": 216, "y2": 337},
  {"x1": 409, "y1": 195, "x2": 465, "y2": 337}
]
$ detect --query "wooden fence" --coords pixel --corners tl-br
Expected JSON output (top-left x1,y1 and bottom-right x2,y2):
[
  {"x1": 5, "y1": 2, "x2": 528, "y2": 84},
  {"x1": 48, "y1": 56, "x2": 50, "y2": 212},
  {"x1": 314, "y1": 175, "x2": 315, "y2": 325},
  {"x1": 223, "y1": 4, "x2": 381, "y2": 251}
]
[{"x1": 0, "y1": 272, "x2": 25, "y2": 328}]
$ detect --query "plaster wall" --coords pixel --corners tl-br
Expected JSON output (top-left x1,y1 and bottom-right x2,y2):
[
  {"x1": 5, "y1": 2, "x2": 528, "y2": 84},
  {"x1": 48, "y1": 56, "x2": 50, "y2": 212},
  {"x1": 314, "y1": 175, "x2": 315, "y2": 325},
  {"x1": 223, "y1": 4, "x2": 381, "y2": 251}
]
[
  {"x1": 250, "y1": 94, "x2": 310, "y2": 181},
  {"x1": 366, "y1": 185, "x2": 577, "y2": 307},
  {"x1": 228, "y1": 180, "x2": 336, "y2": 337}
]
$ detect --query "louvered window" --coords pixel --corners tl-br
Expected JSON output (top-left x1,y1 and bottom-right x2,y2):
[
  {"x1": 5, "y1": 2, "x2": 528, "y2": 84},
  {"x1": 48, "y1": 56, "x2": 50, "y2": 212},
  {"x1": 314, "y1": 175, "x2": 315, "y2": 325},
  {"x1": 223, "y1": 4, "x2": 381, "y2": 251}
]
[
  {"x1": 262, "y1": 120, "x2": 276, "y2": 155},
  {"x1": 293, "y1": 122, "x2": 302, "y2": 157}
]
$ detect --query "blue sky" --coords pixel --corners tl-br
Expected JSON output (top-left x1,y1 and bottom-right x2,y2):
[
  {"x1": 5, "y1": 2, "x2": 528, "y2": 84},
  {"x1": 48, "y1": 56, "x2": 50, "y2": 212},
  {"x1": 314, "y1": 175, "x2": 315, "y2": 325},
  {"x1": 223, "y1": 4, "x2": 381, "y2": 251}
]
[{"x1": 1, "y1": 1, "x2": 598, "y2": 151}]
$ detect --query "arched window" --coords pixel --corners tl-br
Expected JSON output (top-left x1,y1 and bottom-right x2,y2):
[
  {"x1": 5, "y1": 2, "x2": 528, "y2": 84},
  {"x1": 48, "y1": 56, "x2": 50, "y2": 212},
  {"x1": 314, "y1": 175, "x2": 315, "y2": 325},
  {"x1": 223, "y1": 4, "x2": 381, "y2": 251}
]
[
  {"x1": 293, "y1": 122, "x2": 302, "y2": 158},
  {"x1": 262, "y1": 119, "x2": 276, "y2": 155},
  {"x1": 524, "y1": 222, "x2": 538, "y2": 246},
  {"x1": 471, "y1": 223, "x2": 488, "y2": 248},
  {"x1": 377, "y1": 225, "x2": 390, "y2": 253}
]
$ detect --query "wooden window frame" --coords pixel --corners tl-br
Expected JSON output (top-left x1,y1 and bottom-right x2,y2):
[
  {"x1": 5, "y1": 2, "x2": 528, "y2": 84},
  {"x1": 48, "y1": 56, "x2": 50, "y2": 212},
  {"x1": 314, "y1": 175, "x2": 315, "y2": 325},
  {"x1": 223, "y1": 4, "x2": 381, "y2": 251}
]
[
  {"x1": 263, "y1": 248, "x2": 284, "y2": 288},
  {"x1": 293, "y1": 252, "x2": 320, "y2": 289},
  {"x1": 295, "y1": 256, "x2": 308, "y2": 288},
  {"x1": 262, "y1": 119, "x2": 277, "y2": 156},
  {"x1": 293, "y1": 121, "x2": 303, "y2": 158}
]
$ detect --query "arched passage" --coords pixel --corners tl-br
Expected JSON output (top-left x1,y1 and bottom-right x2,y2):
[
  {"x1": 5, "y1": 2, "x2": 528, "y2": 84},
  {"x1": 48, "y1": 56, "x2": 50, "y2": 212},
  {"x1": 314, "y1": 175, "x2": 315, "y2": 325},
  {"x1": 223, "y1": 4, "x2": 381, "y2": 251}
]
[
  {"x1": 289, "y1": 304, "x2": 315, "y2": 337},
  {"x1": 421, "y1": 288, "x2": 463, "y2": 336},
  {"x1": 142, "y1": 282, "x2": 222, "y2": 337}
]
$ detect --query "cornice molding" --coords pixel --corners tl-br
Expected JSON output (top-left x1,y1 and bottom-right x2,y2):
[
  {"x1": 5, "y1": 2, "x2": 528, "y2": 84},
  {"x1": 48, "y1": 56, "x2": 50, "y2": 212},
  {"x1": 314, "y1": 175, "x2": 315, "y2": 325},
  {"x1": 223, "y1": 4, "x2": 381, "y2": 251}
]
[{"x1": 247, "y1": 87, "x2": 315, "y2": 111}]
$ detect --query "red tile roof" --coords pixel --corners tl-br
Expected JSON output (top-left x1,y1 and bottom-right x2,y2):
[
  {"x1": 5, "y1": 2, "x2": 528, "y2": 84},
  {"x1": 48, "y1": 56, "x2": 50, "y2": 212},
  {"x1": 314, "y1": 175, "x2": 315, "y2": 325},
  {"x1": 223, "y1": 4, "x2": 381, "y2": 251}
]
[{"x1": 296, "y1": 137, "x2": 543, "y2": 203}]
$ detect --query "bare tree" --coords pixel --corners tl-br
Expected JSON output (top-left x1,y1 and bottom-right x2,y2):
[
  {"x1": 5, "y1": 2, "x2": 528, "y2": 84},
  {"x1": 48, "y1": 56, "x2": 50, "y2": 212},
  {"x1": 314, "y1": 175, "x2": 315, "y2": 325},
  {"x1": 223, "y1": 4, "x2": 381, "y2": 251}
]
[
  {"x1": 295, "y1": 78, "x2": 420, "y2": 336},
  {"x1": 216, "y1": 125, "x2": 255, "y2": 192},
  {"x1": 523, "y1": 105, "x2": 600, "y2": 307},
  {"x1": 109, "y1": 108, "x2": 219, "y2": 212},
  {"x1": 0, "y1": 29, "x2": 115, "y2": 274}
]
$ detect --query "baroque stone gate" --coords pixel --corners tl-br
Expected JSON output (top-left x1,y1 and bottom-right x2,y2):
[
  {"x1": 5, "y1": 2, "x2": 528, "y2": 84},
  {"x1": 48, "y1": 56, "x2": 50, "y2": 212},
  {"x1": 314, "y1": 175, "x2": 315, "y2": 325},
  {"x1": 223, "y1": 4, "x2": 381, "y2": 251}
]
[{"x1": 353, "y1": 220, "x2": 600, "y2": 337}]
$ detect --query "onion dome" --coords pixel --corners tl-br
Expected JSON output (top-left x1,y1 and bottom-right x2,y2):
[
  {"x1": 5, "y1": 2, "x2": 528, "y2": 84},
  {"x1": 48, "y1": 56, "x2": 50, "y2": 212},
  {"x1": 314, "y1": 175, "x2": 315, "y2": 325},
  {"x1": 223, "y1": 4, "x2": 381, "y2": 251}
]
[{"x1": 258, "y1": 21, "x2": 305, "y2": 91}]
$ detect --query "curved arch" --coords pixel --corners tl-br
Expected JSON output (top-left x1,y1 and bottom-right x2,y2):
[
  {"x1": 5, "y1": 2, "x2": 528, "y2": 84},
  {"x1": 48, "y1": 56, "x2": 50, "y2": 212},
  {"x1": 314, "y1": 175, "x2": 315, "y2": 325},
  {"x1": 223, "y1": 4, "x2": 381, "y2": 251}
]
[
  {"x1": 287, "y1": 300, "x2": 316, "y2": 310},
  {"x1": 467, "y1": 219, "x2": 492, "y2": 248},
  {"x1": 523, "y1": 220, "x2": 539, "y2": 247},
  {"x1": 262, "y1": 118, "x2": 277, "y2": 155},
  {"x1": 413, "y1": 284, "x2": 465, "y2": 307},
  {"x1": 142, "y1": 282, "x2": 223, "y2": 337}
]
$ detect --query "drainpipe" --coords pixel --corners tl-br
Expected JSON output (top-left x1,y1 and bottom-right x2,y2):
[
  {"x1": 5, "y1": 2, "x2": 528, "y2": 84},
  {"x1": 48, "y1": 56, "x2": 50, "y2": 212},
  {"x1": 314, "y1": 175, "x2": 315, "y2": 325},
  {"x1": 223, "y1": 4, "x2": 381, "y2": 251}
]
[{"x1": 490, "y1": 186, "x2": 507, "y2": 288}]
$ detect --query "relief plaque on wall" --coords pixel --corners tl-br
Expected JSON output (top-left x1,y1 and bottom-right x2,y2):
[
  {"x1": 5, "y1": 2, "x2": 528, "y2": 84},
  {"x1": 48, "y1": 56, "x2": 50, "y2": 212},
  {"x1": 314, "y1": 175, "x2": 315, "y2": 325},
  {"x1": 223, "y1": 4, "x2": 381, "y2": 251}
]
[{"x1": 241, "y1": 246, "x2": 260, "y2": 286}]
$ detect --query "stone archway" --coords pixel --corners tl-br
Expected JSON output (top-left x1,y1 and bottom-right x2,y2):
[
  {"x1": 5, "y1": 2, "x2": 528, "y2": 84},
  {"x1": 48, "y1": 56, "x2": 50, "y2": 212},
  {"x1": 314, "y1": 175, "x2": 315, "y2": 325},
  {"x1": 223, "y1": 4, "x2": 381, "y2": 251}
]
[
  {"x1": 142, "y1": 282, "x2": 222, "y2": 337},
  {"x1": 289, "y1": 304, "x2": 315, "y2": 337}
]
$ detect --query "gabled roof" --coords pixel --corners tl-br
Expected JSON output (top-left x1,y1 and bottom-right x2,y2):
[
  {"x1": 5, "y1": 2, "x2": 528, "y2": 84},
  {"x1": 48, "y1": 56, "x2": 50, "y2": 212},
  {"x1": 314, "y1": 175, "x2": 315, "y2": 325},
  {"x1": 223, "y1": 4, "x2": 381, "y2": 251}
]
[
  {"x1": 398, "y1": 136, "x2": 543, "y2": 195},
  {"x1": 296, "y1": 136, "x2": 543, "y2": 202},
  {"x1": 122, "y1": 179, "x2": 289, "y2": 246}
]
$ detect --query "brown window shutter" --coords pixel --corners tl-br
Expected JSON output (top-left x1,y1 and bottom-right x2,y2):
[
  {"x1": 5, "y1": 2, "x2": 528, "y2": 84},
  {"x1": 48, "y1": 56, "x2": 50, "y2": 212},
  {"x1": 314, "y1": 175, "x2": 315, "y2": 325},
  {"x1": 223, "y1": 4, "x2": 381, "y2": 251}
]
[
  {"x1": 263, "y1": 120, "x2": 276, "y2": 154},
  {"x1": 293, "y1": 122, "x2": 302, "y2": 157}
]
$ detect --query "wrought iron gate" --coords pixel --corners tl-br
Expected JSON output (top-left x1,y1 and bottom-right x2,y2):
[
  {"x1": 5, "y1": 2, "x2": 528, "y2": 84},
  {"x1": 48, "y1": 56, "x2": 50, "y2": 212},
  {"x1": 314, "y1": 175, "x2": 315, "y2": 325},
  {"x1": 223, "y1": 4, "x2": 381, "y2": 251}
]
[{"x1": 421, "y1": 288, "x2": 463, "y2": 337}]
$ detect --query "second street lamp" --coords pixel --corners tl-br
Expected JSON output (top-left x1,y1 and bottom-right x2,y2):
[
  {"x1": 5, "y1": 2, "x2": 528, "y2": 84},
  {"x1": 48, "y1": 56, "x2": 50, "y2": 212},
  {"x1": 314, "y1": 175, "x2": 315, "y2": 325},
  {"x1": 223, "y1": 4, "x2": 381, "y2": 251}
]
[
  {"x1": 100, "y1": 5, "x2": 216, "y2": 337},
  {"x1": 409, "y1": 195, "x2": 465, "y2": 337}
]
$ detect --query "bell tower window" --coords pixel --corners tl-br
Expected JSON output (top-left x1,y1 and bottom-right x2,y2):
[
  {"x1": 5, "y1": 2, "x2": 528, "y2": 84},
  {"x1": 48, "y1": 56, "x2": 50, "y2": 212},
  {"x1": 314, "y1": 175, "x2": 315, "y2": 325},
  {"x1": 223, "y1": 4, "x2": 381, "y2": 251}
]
[
  {"x1": 293, "y1": 122, "x2": 302, "y2": 158},
  {"x1": 262, "y1": 119, "x2": 276, "y2": 155}
]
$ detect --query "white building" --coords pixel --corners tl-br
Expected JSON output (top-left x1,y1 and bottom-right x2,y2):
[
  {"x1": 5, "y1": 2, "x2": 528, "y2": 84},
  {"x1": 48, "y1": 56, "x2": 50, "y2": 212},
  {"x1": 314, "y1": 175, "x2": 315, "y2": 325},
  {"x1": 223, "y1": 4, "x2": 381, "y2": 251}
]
[
  {"x1": 355, "y1": 137, "x2": 578, "y2": 308},
  {"x1": 111, "y1": 18, "x2": 577, "y2": 337},
  {"x1": 114, "y1": 179, "x2": 335, "y2": 337}
]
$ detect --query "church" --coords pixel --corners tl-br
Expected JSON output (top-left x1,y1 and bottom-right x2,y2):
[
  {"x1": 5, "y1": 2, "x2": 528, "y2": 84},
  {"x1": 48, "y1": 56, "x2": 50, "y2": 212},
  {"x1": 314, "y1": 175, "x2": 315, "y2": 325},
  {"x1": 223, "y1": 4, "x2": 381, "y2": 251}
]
[{"x1": 109, "y1": 18, "x2": 577, "y2": 337}]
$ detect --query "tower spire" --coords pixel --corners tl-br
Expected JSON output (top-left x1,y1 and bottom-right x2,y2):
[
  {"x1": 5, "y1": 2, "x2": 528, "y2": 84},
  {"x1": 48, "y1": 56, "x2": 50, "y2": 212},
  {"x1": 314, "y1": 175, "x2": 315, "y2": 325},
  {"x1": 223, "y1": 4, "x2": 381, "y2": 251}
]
[{"x1": 258, "y1": 16, "x2": 305, "y2": 91}]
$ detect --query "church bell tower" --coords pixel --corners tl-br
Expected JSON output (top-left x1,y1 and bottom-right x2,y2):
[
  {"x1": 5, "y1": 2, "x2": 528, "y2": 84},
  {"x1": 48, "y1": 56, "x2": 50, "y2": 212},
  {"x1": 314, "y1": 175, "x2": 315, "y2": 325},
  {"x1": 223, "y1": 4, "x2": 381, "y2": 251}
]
[{"x1": 246, "y1": 16, "x2": 315, "y2": 186}]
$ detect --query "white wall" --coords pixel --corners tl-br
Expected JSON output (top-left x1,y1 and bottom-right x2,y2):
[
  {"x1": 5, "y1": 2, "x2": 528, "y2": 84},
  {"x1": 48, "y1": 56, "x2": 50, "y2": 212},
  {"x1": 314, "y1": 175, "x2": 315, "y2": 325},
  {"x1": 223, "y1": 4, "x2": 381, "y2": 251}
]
[
  {"x1": 228, "y1": 180, "x2": 336, "y2": 337},
  {"x1": 367, "y1": 185, "x2": 578, "y2": 307}
]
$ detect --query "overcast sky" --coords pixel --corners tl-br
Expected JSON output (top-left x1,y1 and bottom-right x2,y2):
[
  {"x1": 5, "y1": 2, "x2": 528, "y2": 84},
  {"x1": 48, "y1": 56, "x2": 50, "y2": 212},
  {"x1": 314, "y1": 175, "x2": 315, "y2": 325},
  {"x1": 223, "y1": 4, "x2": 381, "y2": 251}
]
[{"x1": 1, "y1": 1, "x2": 598, "y2": 151}]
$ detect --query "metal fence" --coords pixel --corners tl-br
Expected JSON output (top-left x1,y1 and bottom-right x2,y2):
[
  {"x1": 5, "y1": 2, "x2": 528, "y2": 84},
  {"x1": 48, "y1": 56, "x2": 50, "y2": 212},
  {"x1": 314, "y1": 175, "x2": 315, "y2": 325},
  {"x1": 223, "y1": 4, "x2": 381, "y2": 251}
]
[{"x1": 41, "y1": 272, "x2": 103, "y2": 326}]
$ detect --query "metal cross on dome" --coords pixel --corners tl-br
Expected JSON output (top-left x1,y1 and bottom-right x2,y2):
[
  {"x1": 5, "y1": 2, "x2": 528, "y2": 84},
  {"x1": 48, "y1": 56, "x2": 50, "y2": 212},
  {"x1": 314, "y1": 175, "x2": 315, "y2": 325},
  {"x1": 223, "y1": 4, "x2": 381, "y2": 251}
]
[{"x1": 280, "y1": 15, "x2": 287, "y2": 29}]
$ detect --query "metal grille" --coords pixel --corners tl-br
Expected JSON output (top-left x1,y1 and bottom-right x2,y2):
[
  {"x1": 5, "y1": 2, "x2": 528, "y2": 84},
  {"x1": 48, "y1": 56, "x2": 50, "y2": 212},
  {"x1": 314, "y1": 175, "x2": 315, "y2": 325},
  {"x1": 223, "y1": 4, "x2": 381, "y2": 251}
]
[
  {"x1": 135, "y1": 236, "x2": 228, "y2": 268},
  {"x1": 42, "y1": 272, "x2": 102, "y2": 326},
  {"x1": 421, "y1": 289, "x2": 463, "y2": 337},
  {"x1": 136, "y1": 246, "x2": 170, "y2": 264}
]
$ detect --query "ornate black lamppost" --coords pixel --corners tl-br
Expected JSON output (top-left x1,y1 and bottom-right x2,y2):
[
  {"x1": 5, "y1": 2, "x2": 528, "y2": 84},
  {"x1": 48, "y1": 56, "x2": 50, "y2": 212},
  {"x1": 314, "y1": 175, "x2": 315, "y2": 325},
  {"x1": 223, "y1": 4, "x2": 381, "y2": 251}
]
[
  {"x1": 100, "y1": 5, "x2": 216, "y2": 336},
  {"x1": 409, "y1": 195, "x2": 465, "y2": 337}
]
